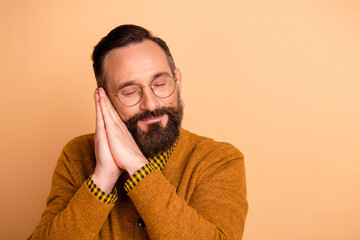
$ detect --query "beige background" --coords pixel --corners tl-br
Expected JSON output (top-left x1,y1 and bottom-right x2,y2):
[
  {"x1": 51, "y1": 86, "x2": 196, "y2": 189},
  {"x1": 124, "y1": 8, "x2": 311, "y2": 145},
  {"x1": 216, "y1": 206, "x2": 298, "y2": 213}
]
[{"x1": 1, "y1": 0, "x2": 359, "y2": 239}]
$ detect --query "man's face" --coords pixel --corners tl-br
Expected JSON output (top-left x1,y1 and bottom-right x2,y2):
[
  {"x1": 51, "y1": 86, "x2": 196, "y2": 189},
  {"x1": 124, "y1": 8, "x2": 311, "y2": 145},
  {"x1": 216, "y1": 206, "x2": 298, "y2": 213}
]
[{"x1": 102, "y1": 40, "x2": 183, "y2": 157}]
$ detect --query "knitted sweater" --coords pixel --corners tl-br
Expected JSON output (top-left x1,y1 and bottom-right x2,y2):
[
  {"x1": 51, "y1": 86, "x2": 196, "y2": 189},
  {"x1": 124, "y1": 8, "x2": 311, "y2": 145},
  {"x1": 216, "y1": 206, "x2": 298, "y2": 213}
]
[{"x1": 29, "y1": 128, "x2": 248, "y2": 240}]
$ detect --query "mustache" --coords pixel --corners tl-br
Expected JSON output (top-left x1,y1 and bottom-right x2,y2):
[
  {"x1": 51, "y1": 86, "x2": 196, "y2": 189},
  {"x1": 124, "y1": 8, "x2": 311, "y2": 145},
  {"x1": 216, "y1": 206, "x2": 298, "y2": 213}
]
[{"x1": 125, "y1": 106, "x2": 178, "y2": 126}]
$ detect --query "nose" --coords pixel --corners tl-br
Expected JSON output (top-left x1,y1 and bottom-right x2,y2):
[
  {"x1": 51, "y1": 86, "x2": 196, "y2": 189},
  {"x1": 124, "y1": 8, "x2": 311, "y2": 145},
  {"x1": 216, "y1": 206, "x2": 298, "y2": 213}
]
[{"x1": 139, "y1": 86, "x2": 158, "y2": 112}]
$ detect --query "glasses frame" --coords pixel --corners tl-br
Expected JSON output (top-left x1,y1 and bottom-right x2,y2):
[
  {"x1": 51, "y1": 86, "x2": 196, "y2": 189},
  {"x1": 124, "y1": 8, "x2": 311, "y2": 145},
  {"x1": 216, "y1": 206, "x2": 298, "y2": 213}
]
[{"x1": 107, "y1": 75, "x2": 178, "y2": 107}]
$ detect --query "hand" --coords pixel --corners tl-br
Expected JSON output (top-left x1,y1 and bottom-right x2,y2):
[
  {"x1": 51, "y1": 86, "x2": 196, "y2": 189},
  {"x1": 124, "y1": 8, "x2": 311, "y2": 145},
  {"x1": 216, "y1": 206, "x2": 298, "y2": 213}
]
[
  {"x1": 92, "y1": 89, "x2": 122, "y2": 194},
  {"x1": 97, "y1": 88, "x2": 148, "y2": 176}
]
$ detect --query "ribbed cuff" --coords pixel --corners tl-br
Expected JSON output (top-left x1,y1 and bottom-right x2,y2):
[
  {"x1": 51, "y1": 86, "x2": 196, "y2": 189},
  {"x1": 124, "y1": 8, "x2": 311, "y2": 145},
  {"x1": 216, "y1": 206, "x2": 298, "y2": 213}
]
[
  {"x1": 68, "y1": 182, "x2": 115, "y2": 232},
  {"x1": 127, "y1": 169, "x2": 175, "y2": 212}
]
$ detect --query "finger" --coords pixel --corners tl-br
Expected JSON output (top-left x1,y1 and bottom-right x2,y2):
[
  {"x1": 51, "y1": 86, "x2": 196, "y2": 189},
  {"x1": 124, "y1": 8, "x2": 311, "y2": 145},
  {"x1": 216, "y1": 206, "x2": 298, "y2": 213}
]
[
  {"x1": 99, "y1": 89, "x2": 117, "y2": 128},
  {"x1": 99, "y1": 88, "x2": 122, "y2": 123},
  {"x1": 94, "y1": 89, "x2": 106, "y2": 137}
]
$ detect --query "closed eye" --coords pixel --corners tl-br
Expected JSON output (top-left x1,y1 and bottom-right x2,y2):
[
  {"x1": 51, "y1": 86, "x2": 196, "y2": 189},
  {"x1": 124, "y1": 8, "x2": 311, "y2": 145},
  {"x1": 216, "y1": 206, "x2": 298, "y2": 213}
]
[
  {"x1": 120, "y1": 86, "x2": 140, "y2": 96},
  {"x1": 153, "y1": 83, "x2": 166, "y2": 87}
]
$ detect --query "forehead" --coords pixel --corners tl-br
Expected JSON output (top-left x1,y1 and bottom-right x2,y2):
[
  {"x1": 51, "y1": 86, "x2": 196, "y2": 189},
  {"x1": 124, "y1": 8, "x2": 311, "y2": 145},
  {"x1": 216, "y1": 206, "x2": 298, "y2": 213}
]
[{"x1": 103, "y1": 40, "x2": 171, "y2": 88}]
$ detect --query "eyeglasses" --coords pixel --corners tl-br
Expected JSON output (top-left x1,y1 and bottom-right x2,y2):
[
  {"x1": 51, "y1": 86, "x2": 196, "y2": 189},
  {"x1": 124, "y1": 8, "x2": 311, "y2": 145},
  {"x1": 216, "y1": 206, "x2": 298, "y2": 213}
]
[{"x1": 107, "y1": 74, "x2": 177, "y2": 107}]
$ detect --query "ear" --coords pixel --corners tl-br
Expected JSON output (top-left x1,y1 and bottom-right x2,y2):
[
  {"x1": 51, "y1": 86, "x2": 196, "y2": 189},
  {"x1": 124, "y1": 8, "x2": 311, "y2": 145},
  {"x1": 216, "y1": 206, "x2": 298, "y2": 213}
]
[{"x1": 174, "y1": 68, "x2": 182, "y2": 93}]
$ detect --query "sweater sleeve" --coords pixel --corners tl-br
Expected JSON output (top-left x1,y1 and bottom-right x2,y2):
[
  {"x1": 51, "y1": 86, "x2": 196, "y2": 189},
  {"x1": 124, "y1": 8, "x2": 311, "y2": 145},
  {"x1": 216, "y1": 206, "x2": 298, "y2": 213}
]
[
  {"x1": 28, "y1": 150, "x2": 115, "y2": 240},
  {"x1": 127, "y1": 151, "x2": 248, "y2": 240}
]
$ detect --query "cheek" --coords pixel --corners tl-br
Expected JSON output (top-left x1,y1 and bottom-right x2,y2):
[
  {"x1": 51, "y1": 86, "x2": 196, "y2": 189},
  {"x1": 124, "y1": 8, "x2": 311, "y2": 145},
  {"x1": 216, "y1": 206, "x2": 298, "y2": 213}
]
[
  {"x1": 112, "y1": 103, "x2": 132, "y2": 122},
  {"x1": 166, "y1": 92, "x2": 180, "y2": 108},
  {"x1": 119, "y1": 109, "x2": 135, "y2": 122},
  {"x1": 108, "y1": 95, "x2": 140, "y2": 122}
]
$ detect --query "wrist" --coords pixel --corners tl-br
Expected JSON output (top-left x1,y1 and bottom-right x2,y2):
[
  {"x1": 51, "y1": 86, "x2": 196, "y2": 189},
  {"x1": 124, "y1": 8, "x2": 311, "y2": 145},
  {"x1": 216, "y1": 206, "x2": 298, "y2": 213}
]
[
  {"x1": 92, "y1": 168, "x2": 121, "y2": 194},
  {"x1": 126, "y1": 157, "x2": 148, "y2": 176}
]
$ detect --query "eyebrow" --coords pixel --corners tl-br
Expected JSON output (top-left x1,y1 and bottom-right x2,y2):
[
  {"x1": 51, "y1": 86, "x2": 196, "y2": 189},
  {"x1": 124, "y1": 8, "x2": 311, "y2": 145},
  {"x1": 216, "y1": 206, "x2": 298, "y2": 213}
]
[
  {"x1": 153, "y1": 71, "x2": 170, "y2": 80},
  {"x1": 117, "y1": 71, "x2": 171, "y2": 90}
]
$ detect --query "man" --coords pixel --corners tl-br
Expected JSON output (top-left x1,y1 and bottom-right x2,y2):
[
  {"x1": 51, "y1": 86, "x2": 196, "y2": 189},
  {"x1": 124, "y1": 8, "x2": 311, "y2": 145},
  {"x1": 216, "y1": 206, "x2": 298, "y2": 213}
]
[{"x1": 29, "y1": 24, "x2": 248, "y2": 240}]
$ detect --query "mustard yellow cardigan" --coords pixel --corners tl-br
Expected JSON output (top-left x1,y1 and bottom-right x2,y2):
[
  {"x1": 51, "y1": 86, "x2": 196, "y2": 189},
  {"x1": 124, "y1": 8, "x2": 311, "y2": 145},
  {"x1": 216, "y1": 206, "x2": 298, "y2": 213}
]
[{"x1": 29, "y1": 128, "x2": 248, "y2": 239}]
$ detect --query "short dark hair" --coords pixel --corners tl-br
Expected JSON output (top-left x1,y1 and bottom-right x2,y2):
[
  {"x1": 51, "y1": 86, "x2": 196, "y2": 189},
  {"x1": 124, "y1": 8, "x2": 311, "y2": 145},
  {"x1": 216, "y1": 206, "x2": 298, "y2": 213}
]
[{"x1": 91, "y1": 24, "x2": 176, "y2": 91}]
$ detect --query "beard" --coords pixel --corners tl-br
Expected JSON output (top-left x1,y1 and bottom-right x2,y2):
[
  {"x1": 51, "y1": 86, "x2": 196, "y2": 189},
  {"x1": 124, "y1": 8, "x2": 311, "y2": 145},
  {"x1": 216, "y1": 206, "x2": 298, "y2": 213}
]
[{"x1": 125, "y1": 96, "x2": 184, "y2": 158}]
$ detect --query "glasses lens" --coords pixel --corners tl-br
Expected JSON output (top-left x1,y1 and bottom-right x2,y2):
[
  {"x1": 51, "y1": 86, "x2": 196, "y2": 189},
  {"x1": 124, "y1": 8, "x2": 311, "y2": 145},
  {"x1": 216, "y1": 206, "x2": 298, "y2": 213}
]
[
  {"x1": 152, "y1": 75, "x2": 176, "y2": 98},
  {"x1": 118, "y1": 85, "x2": 142, "y2": 106}
]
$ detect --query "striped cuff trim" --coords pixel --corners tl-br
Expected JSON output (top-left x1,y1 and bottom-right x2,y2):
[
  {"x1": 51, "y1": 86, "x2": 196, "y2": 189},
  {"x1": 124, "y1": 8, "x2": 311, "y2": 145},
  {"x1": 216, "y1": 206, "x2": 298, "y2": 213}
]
[
  {"x1": 124, "y1": 163, "x2": 156, "y2": 192},
  {"x1": 86, "y1": 176, "x2": 118, "y2": 205}
]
